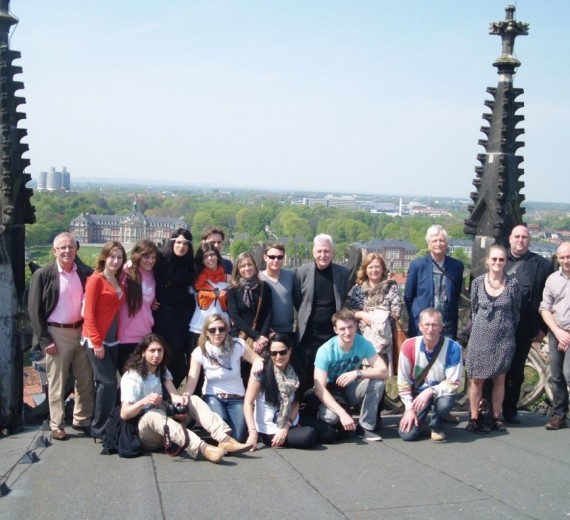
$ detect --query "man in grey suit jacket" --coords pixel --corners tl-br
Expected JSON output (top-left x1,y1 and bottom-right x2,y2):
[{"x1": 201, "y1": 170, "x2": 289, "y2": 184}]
[{"x1": 294, "y1": 234, "x2": 351, "y2": 384}]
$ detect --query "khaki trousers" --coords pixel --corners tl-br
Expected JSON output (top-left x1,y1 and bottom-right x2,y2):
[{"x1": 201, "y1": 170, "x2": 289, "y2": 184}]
[
  {"x1": 46, "y1": 326, "x2": 94, "y2": 430},
  {"x1": 138, "y1": 396, "x2": 230, "y2": 458}
]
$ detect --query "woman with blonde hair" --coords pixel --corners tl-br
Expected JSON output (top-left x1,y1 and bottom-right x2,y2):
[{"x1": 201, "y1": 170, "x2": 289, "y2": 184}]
[
  {"x1": 183, "y1": 313, "x2": 263, "y2": 441},
  {"x1": 227, "y1": 252, "x2": 273, "y2": 354},
  {"x1": 346, "y1": 253, "x2": 401, "y2": 373},
  {"x1": 466, "y1": 244, "x2": 520, "y2": 433}
]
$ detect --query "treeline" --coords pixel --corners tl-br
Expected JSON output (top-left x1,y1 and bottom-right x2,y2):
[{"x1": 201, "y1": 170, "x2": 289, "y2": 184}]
[{"x1": 25, "y1": 189, "x2": 471, "y2": 264}]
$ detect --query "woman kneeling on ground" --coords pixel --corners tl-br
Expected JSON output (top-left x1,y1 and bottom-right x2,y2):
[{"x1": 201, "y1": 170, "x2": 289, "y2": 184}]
[{"x1": 244, "y1": 334, "x2": 333, "y2": 450}]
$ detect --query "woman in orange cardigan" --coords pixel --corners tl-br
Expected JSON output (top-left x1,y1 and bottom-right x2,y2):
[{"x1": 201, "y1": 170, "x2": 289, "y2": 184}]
[{"x1": 83, "y1": 241, "x2": 126, "y2": 439}]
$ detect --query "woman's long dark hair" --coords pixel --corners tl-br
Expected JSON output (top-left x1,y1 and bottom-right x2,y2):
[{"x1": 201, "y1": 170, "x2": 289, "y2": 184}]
[
  {"x1": 124, "y1": 239, "x2": 159, "y2": 316},
  {"x1": 260, "y1": 334, "x2": 304, "y2": 407},
  {"x1": 155, "y1": 228, "x2": 195, "y2": 286},
  {"x1": 123, "y1": 333, "x2": 171, "y2": 381}
]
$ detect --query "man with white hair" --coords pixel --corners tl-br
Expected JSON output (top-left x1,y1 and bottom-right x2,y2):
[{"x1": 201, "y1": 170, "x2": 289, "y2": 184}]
[
  {"x1": 404, "y1": 225, "x2": 464, "y2": 340},
  {"x1": 294, "y1": 234, "x2": 351, "y2": 382}
]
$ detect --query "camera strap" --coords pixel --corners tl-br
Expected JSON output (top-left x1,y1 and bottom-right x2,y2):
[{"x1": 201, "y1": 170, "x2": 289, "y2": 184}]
[{"x1": 163, "y1": 417, "x2": 190, "y2": 457}]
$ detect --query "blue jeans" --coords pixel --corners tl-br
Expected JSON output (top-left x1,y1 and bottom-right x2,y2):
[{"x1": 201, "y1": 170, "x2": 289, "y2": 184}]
[
  {"x1": 548, "y1": 332, "x2": 570, "y2": 418},
  {"x1": 398, "y1": 394, "x2": 455, "y2": 442},
  {"x1": 203, "y1": 395, "x2": 246, "y2": 442}
]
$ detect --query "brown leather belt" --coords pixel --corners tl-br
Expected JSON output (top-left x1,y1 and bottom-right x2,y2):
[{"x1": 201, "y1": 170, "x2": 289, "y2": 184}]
[
  {"x1": 215, "y1": 393, "x2": 244, "y2": 400},
  {"x1": 47, "y1": 320, "x2": 84, "y2": 329}
]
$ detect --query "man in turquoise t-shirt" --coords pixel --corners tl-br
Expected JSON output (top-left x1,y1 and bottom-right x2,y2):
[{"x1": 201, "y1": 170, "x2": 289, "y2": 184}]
[{"x1": 314, "y1": 309, "x2": 388, "y2": 441}]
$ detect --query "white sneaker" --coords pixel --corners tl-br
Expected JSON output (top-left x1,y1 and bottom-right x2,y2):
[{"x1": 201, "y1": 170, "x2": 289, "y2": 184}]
[{"x1": 360, "y1": 429, "x2": 382, "y2": 442}]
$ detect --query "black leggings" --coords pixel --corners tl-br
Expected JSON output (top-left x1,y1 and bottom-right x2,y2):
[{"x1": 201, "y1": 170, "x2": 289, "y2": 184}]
[{"x1": 259, "y1": 425, "x2": 319, "y2": 450}]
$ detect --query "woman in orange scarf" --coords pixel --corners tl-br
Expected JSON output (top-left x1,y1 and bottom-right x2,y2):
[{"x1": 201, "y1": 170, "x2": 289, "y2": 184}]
[{"x1": 189, "y1": 242, "x2": 229, "y2": 344}]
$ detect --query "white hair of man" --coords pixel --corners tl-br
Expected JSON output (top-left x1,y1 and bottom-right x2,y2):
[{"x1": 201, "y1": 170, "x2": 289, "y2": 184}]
[
  {"x1": 313, "y1": 233, "x2": 334, "y2": 249},
  {"x1": 53, "y1": 232, "x2": 76, "y2": 248},
  {"x1": 425, "y1": 225, "x2": 448, "y2": 244}
]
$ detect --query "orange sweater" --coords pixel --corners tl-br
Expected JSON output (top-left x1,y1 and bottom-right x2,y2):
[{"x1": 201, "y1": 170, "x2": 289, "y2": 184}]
[{"x1": 82, "y1": 272, "x2": 125, "y2": 348}]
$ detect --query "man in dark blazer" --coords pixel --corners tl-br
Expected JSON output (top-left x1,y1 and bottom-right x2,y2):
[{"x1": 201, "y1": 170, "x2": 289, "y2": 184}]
[
  {"x1": 294, "y1": 234, "x2": 351, "y2": 383},
  {"x1": 404, "y1": 225, "x2": 464, "y2": 341},
  {"x1": 28, "y1": 232, "x2": 93, "y2": 440}
]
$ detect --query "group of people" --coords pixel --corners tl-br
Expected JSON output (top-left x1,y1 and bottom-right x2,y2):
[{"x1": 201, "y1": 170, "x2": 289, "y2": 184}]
[{"x1": 28, "y1": 221, "x2": 569, "y2": 462}]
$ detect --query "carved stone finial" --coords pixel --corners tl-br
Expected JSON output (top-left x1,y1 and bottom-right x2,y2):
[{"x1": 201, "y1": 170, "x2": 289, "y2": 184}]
[{"x1": 489, "y1": 4, "x2": 529, "y2": 74}]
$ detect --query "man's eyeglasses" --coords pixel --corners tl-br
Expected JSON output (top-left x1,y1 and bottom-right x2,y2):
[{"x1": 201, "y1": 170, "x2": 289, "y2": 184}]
[
  {"x1": 55, "y1": 246, "x2": 77, "y2": 252},
  {"x1": 490, "y1": 258, "x2": 506, "y2": 263},
  {"x1": 207, "y1": 326, "x2": 226, "y2": 334},
  {"x1": 266, "y1": 255, "x2": 284, "y2": 260},
  {"x1": 270, "y1": 349, "x2": 289, "y2": 357}
]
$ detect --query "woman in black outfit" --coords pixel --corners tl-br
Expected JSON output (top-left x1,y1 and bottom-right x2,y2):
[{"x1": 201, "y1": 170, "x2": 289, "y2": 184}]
[
  {"x1": 244, "y1": 334, "x2": 335, "y2": 450},
  {"x1": 152, "y1": 228, "x2": 195, "y2": 388},
  {"x1": 227, "y1": 252, "x2": 273, "y2": 354}
]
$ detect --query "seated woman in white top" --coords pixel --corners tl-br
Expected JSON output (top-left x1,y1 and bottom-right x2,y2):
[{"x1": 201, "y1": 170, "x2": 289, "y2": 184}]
[{"x1": 183, "y1": 313, "x2": 263, "y2": 442}]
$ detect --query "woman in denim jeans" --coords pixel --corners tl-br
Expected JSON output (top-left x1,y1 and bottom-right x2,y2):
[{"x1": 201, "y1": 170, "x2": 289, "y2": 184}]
[{"x1": 183, "y1": 314, "x2": 263, "y2": 441}]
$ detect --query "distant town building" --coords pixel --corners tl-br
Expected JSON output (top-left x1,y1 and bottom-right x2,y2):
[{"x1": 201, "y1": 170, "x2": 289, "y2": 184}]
[
  {"x1": 353, "y1": 238, "x2": 418, "y2": 271},
  {"x1": 295, "y1": 195, "x2": 359, "y2": 209},
  {"x1": 36, "y1": 166, "x2": 71, "y2": 192},
  {"x1": 69, "y1": 202, "x2": 187, "y2": 244},
  {"x1": 448, "y1": 239, "x2": 473, "y2": 260}
]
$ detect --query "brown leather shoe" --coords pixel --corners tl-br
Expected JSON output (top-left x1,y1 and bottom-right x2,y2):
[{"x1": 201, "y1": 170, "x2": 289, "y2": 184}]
[
  {"x1": 51, "y1": 428, "x2": 68, "y2": 441},
  {"x1": 545, "y1": 416, "x2": 568, "y2": 431},
  {"x1": 218, "y1": 437, "x2": 251, "y2": 455},
  {"x1": 200, "y1": 444, "x2": 225, "y2": 464}
]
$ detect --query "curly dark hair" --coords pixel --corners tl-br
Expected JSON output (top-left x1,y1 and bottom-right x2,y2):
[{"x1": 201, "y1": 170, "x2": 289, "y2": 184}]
[{"x1": 123, "y1": 333, "x2": 171, "y2": 381}]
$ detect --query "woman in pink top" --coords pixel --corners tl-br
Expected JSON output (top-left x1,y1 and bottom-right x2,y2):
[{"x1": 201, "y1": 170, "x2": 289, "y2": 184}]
[
  {"x1": 83, "y1": 241, "x2": 126, "y2": 439},
  {"x1": 118, "y1": 239, "x2": 159, "y2": 374}
]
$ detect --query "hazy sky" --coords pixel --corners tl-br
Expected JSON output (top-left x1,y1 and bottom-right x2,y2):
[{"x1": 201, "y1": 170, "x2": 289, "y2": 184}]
[{"x1": 9, "y1": 1, "x2": 570, "y2": 202}]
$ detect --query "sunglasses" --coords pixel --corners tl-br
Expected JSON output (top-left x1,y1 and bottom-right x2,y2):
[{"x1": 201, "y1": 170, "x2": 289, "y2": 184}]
[
  {"x1": 267, "y1": 255, "x2": 284, "y2": 260},
  {"x1": 489, "y1": 257, "x2": 506, "y2": 263},
  {"x1": 207, "y1": 326, "x2": 226, "y2": 334},
  {"x1": 270, "y1": 349, "x2": 289, "y2": 357}
]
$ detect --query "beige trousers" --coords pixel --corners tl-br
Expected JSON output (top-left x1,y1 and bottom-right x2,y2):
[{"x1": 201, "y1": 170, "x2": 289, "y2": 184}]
[
  {"x1": 46, "y1": 326, "x2": 94, "y2": 430},
  {"x1": 138, "y1": 395, "x2": 230, "y2": 458}
]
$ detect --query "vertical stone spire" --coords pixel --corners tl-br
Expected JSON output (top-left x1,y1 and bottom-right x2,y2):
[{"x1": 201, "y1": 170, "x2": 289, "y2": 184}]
[
  {"x1": 464, "y1": 5, "x2": 529, "y2": 278},
  {"x1": 0, "y1": 0, "x2": 35, "y2": 432}
]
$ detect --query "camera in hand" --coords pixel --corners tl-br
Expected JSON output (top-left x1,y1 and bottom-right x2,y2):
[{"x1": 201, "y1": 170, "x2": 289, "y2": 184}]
[{"x1": 165, "y1": 402, "x2": 187, "y2": 417}]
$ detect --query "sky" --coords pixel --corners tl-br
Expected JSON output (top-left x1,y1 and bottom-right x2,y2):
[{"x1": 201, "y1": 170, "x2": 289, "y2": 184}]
[{"x1": 8, "y1": 1, "x2": 570, "y2": 203}]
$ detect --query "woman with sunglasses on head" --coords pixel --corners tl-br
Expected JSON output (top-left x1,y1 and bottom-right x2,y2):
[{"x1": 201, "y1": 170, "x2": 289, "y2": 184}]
[
  {"x1": 153, "y1": 228, "x2": 196, "y2": 388},
  {"x1": 466, "y1": 244, "x2": 521, "y2": 433},
  {"x1": 118, "y1": 239, "x2": 159, "y2": 375},
  {"x1": 183, "y1": 314, "x2": 263, "y2": 442},
  {"x1": 244, "y1": 334, "x2": 332, "y2": 450},
  {"x1": 82, "y1": 240, "x2": 127, "y2": 439}
]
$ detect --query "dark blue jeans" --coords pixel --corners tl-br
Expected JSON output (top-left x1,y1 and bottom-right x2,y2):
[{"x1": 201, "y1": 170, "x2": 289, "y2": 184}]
[{"x1": 398, "y1": 394, "x2": 455, "y2": 441}]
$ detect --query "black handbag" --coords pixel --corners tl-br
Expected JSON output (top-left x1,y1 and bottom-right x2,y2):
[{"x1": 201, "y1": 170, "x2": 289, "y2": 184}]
[{"x1": 100, "y1": 405, "x2": 143, "y2": 458}]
